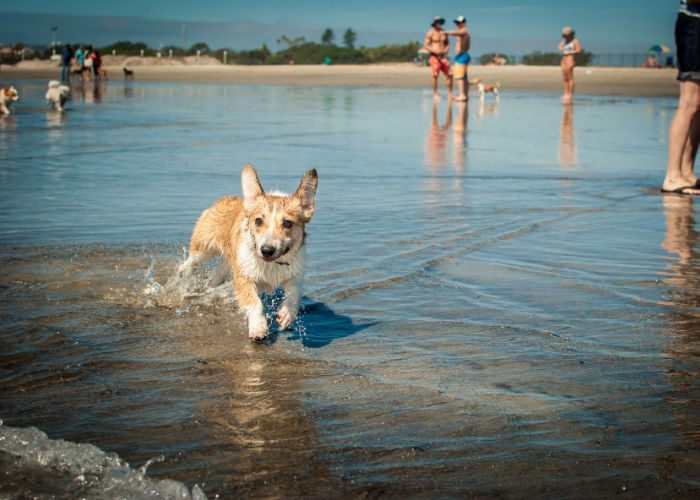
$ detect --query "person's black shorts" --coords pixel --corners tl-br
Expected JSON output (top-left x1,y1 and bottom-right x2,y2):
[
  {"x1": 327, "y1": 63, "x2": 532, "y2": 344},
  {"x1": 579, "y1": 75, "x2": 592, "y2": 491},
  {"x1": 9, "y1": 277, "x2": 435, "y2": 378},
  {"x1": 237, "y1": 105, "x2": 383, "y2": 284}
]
[{"x1": 675, "y1": 12, "x2": 700, "y2": 81}]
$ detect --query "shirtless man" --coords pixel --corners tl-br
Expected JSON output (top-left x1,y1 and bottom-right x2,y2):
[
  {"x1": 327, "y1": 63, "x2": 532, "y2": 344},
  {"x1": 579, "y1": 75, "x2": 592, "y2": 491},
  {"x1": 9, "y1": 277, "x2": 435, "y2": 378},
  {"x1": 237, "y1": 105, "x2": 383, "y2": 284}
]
[
  {"x1": 444, "y1": 15, "x2": 471, "y2": 101},
  {"x1": 424, "y1": 16, "x2": 453, "y2": 100}
]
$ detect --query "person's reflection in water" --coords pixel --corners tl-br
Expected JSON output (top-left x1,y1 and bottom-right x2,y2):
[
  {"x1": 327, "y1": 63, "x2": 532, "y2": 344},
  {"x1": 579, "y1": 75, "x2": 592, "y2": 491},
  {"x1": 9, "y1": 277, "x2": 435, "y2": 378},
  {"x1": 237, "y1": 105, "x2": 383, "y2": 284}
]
[
  {"x1": 452, "y1": 101, "x2": 468, "y2": 173},
  {"x1": 659, "y1": 195, "x2": 699, "y2": 458},
  {"x1": 661, "y1": 196, "x2": 699, "y2": 305},
  {"x1": 558, "y1": 103, "x2": 578, "y2": 169},
  {"x1": 93, "y1": 82, "x2": 105, "y2": 103},
  {"x1": 425, "y1": 101, "x2": 452, "y2": 171}
]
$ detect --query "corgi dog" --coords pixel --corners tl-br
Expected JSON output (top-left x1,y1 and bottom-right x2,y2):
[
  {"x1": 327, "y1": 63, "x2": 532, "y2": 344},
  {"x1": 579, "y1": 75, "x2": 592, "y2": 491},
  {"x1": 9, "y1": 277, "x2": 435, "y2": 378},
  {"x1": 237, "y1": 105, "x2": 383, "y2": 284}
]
[
  {"x1": 45, "y1": 80, "x2": 71, "y2": 111},
  {"x1": 478, "y1": 82, "x2": 500, "y2": 99},
  {"x1": 0, "y1": 86, "x2": 19, "y2": 114},
  {"x1": 177, "y1": 164, "x2": 318, "y2": 341}
]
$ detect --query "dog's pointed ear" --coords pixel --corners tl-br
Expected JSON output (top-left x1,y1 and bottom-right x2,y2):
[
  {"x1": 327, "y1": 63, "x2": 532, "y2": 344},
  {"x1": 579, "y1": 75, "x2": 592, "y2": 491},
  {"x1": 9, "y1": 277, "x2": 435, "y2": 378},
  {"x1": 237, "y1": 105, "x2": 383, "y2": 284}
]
[
  {"x1": 294, "y1": 169, "x2": 318, "y2": 222},
  {"x1": 241, "y1": 163, "x2": 264, "y2": 210}
]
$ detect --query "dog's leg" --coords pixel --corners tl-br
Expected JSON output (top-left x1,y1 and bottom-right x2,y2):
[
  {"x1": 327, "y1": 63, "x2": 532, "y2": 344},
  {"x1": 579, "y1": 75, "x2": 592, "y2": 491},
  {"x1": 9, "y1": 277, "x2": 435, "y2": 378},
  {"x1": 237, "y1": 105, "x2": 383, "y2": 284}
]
[
  {"x1": 208, "y1": 258, "x2": 229, "y2": 287},
  {"x1": 176, "y1": 250, "x2": 210, "y2": 280},
  {"x1": 277, "y1": 278, "x2": 303, "y2": 331},
  {"x1": 234, "y1": 274, "x2": 268, "y2": 340},
  {"x1": 0, "y1": 104, "x2": 9, "y2": 115}
]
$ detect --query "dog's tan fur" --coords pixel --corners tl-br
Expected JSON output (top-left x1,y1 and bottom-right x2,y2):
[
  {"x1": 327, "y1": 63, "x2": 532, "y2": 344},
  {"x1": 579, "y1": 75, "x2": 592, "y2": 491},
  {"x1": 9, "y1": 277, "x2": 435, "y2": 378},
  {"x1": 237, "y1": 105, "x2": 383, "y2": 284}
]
[
  {"x1": 0, "y1": 86, "x2": 19, "y2": 115},
  {"x1": 177, "y1": 164, "x2": 317, "y2": 341},
  {"x1": 478, "y1": 82, "x2": 500, "y2": 99}
]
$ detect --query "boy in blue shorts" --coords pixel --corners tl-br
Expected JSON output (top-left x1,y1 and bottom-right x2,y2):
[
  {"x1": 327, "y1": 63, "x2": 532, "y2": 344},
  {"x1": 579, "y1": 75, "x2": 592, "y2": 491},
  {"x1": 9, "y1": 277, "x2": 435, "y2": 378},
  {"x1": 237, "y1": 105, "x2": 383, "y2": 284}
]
[{"x1": 445, "y1": 15, "x2": 471, "y2": 101}]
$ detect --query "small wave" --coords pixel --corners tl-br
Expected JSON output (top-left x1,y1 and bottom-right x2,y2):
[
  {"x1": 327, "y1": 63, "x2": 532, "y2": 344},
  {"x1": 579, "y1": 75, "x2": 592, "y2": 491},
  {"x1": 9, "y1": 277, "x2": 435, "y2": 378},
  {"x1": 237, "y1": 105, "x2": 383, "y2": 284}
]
[{"x1": 0, "y1": 421, "x2": 207, "y2": 499}]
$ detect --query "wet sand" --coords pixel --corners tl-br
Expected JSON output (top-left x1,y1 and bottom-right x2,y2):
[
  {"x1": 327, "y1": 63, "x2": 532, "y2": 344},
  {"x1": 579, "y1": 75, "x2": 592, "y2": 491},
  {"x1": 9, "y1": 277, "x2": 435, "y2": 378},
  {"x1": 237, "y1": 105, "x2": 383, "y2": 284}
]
[{"x1": 1, "y1": 57, "x2": 680, "y2": 97}]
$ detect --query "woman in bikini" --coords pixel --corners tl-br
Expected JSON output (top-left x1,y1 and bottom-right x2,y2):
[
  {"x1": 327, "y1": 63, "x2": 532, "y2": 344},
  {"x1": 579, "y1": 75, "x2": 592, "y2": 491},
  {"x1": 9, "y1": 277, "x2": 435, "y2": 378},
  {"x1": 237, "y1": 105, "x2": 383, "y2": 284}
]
[{"x1": 558, "y1": 27, "x2": 581, "y2": 103}]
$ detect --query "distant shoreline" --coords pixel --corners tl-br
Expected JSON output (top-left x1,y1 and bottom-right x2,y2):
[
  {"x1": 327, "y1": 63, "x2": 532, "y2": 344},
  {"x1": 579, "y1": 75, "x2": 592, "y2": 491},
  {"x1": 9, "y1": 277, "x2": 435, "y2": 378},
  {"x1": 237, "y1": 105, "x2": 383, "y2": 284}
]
[{"x1": 1, "y1": 57, "x2": 680, "y2": 97}]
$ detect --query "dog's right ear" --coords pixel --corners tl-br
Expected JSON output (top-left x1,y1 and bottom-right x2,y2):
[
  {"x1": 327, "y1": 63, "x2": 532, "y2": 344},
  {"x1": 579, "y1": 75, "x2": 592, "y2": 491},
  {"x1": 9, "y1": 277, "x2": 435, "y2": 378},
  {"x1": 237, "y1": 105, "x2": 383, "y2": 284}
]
[{"x1": 241, "y1": 163, "x2": 264, "y2": 210}]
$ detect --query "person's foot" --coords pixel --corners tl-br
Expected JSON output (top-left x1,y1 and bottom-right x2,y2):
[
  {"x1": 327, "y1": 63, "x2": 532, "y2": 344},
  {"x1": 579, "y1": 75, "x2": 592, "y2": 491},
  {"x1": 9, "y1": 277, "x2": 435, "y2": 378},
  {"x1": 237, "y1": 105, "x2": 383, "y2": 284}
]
[
  {"x1": 662, "y1": 179, "x2": 700, "y2": 195},
  {"x1": 455, "y1": 95, "x2": 468, "y2": 102},
  {"x1": 433, "y1": 93, "x2": 441, "y2": 101}
]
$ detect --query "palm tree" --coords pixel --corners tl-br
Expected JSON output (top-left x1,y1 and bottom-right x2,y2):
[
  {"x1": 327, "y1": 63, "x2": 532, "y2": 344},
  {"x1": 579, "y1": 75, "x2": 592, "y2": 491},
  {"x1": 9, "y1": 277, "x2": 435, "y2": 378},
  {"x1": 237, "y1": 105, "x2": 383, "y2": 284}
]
[
  {"x1": 343, "y1": 29, "x2": 357, "y2": 49},
  {"x1": 321, "y1": 28, "x2": 335, "y2": 45}
]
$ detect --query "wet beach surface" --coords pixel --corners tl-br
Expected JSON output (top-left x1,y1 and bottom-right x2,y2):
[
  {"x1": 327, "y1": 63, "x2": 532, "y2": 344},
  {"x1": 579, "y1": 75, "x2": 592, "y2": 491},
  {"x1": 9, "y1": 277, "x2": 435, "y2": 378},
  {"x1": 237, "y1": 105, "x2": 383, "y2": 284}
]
[{"x1": 0, "y1": 80, "x2": 698, "y2": 497}]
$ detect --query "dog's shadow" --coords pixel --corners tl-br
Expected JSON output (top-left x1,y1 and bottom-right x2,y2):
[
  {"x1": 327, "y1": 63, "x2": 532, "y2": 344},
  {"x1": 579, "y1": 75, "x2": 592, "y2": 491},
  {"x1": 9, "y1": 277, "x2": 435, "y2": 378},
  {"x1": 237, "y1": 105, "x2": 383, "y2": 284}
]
[{"x1": 263, "y1": 293, "x2": 376, "y2": 348}]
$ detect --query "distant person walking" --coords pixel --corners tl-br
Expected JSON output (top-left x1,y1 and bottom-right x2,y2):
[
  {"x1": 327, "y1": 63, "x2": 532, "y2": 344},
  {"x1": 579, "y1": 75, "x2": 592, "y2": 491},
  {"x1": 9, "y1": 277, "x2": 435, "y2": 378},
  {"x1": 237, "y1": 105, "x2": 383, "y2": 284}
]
[
  {"x1": 83, "y1": 46, "x2": 94, "y2": 82},
  {"x1": 557, "y1": 27, "x2": 581, "y2": 103},
  {"x1": 74, "y1": 45, "x2": 85, "y2": 81},
  {"x1": 423, "y1": 16, "x2": 454, "y2": 101},
  {"x1": 662, "y1": 0, "x2": 700, "y2": 195},
  {"x1": 60, "y1": 44, "x2": 73, "y2": 81},
  {"x1": 91, "y1": 49, "x2": 103, "y2": 80},
  {"x1": 444, "y1": 15, "x2": 471, "y2": 102}
]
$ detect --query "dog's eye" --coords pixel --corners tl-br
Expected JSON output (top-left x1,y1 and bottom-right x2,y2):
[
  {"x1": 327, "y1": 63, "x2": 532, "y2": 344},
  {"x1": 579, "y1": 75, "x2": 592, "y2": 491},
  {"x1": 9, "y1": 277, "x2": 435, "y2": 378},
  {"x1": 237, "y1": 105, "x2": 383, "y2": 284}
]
[
  {"x1": 282, "y1": 220, "x2": 293, "y2": 229},
  {"x1": 254, "y1": 217, "x2": 264, "y2": 227}
]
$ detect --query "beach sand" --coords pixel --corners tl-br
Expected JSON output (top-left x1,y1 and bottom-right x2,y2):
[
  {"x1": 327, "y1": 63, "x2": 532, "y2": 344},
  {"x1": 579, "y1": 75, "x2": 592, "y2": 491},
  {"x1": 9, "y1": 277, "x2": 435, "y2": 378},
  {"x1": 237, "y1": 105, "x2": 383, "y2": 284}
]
[{"x1": 1, "y1": 56, "x2": 679, "y2": 97}]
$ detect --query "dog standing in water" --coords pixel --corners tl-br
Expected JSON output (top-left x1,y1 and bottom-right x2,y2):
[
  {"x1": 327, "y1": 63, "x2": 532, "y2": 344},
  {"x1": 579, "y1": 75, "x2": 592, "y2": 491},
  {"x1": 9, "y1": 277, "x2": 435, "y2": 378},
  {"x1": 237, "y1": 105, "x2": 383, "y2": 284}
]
[
  {"x1": 177, "y1": 164, "x2": 318, "y2": 341},
  {"x1": 0, "y1": 86, "x2": 19, "y2": 114},
  {"x1": 45, "y1": 80, "x2": 71, "y2": 111},
  {"x1": 478, "y1": 82, "x2": 500, "y2": 100}
]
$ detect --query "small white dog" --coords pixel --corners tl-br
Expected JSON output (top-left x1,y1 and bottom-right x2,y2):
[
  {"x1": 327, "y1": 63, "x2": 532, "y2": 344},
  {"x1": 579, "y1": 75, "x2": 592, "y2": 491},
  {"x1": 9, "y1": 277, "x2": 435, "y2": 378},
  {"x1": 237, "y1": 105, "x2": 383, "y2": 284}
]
[
  {"x1": 45, "y1": 80, "x2": 71, "y2": 111},
  {"x1": 176, "y1": 164, "x2": 318, "y2": 341},
  {"x1": 0, "y1": 86, "x2": 19, "y2": 115},
  {"x1": 478, "y1": 82, "x2": 500, "y2": 100}
]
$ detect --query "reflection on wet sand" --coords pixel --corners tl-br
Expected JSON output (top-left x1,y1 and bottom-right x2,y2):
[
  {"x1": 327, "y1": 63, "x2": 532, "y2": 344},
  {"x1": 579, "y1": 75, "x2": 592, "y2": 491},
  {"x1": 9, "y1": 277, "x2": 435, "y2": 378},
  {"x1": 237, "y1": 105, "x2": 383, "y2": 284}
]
[
  {"x1": 475, "y1": 97, "x2": 498, "y2": 122},
  {"x1": 660, "y1": 196, "x2": 699, "y2": 332},
  {"x1": 659, "y1": 196, "x2": 700, "y2": 466},
  {"x1": 452, "y1": 102, "x2": 468, "y2": 172},
  {"x1": 425, "y1": 101, "x2": 452, "y2": 171},
  {"x1": 424, "y1": 101, "x2": 470, "y2": 201},
  {"x1": 72, "y1": 81, "x2": 106, "y2": 104},
  {"x1": 558, "y1": 103, "x2": 578, "y2": 168}
]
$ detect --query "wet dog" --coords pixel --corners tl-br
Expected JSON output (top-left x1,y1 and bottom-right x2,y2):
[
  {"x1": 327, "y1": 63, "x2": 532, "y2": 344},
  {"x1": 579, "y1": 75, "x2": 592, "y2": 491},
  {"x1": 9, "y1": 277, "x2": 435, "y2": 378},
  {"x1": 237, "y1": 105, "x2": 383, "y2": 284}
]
[
  {"x1": 478, "y1": 82, "x2": 500, "y2": 99},
  {"x1": 176, "y1": 164, "x2": 318, "y2": 341},
  {"x1": 0, "y1": 86, "x2": 19, "y2": 114},
  {"x1": 123, "y1": 67, "x2": 134, "y2": 79},
  {"x1": 45, "y1": 80, "x2": 71, "y2": 111}
]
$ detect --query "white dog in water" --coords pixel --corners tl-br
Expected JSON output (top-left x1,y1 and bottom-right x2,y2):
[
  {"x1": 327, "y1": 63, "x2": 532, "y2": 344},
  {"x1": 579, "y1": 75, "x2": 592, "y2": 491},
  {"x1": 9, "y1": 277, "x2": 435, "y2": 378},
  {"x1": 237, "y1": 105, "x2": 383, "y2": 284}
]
[{"x1": 45, "y1": 80, "x2": 71, "y2": 111}]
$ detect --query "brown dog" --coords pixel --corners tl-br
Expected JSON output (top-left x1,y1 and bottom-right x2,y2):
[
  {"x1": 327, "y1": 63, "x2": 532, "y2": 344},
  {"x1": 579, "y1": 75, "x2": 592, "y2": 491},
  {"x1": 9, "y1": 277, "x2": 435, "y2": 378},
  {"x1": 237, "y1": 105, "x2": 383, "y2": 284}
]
[
  {"x1": 0, "y1": 86, "x2": 19, "y2": 114},
  {"x1": 176, "y1": 164, "x2": 318, "y2": 341}
]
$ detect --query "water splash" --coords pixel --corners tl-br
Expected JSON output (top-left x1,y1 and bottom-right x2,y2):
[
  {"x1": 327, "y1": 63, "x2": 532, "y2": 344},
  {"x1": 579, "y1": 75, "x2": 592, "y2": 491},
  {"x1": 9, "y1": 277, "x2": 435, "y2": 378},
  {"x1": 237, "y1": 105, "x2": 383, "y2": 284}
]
[{"x1": 0, "y1": 422, "x2": 207, "y2": 499}]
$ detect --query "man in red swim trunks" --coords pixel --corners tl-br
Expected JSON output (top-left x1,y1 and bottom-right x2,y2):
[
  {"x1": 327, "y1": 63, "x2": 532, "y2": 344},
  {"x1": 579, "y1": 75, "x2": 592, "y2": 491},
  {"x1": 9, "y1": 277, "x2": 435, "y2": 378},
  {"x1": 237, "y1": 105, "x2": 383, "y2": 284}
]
[{"x1": 423, "y1": 16, "x2": 454, "y2": 101}]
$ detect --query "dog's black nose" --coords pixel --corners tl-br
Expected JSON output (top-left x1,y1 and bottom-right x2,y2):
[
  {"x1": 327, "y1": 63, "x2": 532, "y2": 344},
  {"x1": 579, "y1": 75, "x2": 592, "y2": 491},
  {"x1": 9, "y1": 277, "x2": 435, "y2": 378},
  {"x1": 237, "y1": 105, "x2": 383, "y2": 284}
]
[{"x1": 260, "y1": 245, "x2": 276, "y2": 258}]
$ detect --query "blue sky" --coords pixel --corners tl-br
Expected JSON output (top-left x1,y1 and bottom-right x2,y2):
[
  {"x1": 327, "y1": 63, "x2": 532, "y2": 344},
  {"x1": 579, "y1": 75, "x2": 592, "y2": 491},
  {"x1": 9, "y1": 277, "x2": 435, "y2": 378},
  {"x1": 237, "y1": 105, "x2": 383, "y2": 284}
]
[{"x1": 0, "y1": 1, "x2": 678, "y2": 57}]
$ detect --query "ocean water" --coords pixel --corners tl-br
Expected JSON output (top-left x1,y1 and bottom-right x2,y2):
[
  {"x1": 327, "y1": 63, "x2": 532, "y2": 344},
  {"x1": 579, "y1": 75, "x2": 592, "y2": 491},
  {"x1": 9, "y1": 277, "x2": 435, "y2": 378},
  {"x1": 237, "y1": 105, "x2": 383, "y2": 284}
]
[{"x1": 0, "y1": 79, "x2": 698, "y2": 498}]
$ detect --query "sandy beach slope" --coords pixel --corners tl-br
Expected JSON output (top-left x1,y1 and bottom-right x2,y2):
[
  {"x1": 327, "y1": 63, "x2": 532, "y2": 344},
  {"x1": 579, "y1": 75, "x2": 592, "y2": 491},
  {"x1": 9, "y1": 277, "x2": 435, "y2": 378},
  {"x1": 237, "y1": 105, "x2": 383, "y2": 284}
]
[{"x1": 1, "y1": 56, "x2": 679, "y2": 97}]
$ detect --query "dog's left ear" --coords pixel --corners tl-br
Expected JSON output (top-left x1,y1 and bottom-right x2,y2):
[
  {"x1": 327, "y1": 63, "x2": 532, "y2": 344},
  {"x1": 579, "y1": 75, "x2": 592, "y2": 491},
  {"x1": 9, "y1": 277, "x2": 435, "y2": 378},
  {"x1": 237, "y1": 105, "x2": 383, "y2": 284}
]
[{"x1": 294, "y1": 169, "x2": 318, "y2": 222}]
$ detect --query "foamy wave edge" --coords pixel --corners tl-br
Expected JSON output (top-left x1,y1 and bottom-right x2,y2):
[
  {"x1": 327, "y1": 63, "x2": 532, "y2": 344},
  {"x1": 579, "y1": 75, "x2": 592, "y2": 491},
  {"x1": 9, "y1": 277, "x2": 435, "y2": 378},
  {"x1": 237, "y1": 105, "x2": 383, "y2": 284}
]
[{"x1": 0, "y1": 420, "x2": 207, "y2": 499}]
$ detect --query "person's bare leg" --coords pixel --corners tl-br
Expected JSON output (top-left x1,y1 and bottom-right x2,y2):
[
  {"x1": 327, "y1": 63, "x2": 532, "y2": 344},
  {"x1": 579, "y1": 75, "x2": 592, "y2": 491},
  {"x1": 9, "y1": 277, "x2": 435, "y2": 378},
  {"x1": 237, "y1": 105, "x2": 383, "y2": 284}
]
[
  {"x1": 433, "y1": 74, "x2": 440, "y2": 100},
  {"x1": 680, "y1": 114, "x2": 700, "y2": 185},
  {"x1": 664, "y1": 80, "x2": 700, "y2": 194},
  {"x1": 455, "y1": 78, "x2": 468, "y2": 101},
  {"x1": 569, "y1": 67, "x2": 575, "y2": 99},
  {"x1": 447, "y1": 75, "x2": 454, "y2": 100}
]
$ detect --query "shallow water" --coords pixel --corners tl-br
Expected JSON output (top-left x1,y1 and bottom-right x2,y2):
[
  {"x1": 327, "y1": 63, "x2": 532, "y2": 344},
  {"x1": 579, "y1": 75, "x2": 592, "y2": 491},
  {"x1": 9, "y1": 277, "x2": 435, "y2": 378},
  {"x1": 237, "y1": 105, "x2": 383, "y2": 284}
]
[{"x1": 0, "y1": 80, "x2": 698, "y2": 497}]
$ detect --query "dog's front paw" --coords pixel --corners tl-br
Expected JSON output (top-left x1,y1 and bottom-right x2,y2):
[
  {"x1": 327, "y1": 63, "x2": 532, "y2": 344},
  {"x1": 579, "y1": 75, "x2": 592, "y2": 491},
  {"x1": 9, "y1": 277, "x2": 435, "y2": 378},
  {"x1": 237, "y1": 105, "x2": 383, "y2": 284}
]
[
  {"x1": 248, "y1": 313, "x2": 269, "y2": 341},
  {"x1": 249, "y1": 327, "x2": 269, "y2": 342},
  {"x1": 277, "y1": 304, "x2": 297, "y2": 331}
]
